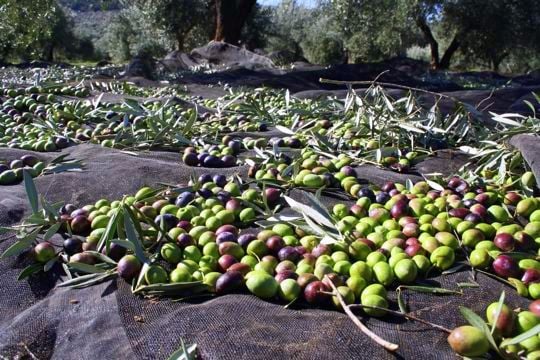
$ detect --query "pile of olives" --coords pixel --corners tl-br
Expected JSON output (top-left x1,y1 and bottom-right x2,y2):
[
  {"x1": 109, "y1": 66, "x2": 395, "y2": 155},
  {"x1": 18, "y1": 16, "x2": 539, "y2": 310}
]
[
  {"x1": 0, "y1": 154, "x2": 45, "y2": 185},
  {"x1": 182, "y1": 136, "x2": 241, "y2": 168}
]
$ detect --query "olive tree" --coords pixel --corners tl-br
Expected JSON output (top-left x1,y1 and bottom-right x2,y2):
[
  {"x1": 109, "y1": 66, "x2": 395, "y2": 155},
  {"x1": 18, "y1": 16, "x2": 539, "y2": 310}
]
[{"x1": 0, "y1": 0, "x2": 76, "y2": 61}]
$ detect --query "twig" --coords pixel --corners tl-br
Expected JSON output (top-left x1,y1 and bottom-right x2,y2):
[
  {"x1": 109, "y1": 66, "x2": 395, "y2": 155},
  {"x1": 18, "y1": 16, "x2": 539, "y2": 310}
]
[
  {"x1": 323, "y1": 275, "x2": 399, "y2": 352},
  {"x1": 348, "y1": 304, "x2": 452, "y2": 334}
]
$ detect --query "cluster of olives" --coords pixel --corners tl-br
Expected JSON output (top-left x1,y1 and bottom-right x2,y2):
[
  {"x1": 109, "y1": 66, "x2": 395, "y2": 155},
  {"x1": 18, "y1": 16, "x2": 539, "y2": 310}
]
[
  {"x1": 0, "y1": 154, "x2": 45, "y2": 185},
  {"x1": 182, "y1": 139, "x2": 240, "y2": 168},
  {"x1": 3, "y1": 85, "x2": 89, "y2": 98},
  {"x1": 449, "y1": 299, "x2": 540, "y2": 358},
  {"x1": 47, "y1": 175, "x2": 280, "y2": 264},
  {"x1": 378, "y1": 150, "x2": 419, "y2": 173},
  {"x1": 0, "y1": 93, "x2": 71, "y2": 151}
]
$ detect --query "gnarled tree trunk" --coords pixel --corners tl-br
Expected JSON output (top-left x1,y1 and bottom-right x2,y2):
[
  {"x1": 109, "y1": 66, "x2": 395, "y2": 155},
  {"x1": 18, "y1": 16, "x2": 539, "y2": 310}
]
[{"x1": 213, "y1": 0, "x2": 256, "y2": 45}]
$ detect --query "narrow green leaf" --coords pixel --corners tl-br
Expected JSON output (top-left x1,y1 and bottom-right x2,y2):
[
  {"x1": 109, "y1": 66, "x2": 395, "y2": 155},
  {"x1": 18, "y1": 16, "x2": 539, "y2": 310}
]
[
  {"x1": 69, "y1": 262, "x2": 106, "y2": 274},
  {"x1": 1, "y1": 229, "x2": 40, "y2": 259},
  {"x1": 43, "y1": 223, "x2": 62, "y2": 241},
  {"x1": 491, "y1": 291, "x2": 506, "y2": 335},
  {"x1": 23, "y1": 170, "x2": 39, "y2": 214},
  {"x1": 400, "y1": 285, "x2": 461, "y2": 295},
  {"x1": 168, "y1": 342, "x2": 197, "y2": 360},
  {"x1": 397, "y1": 289, "x2": 407, "y2": 314},
  {"x1": 123, "y1": 205, "x2": 147, "y2": 262},
  {"x1": 17, "y1": 264, "x2": 43, "y2": 280},
  {"x1": 43, "y1": 257, "x2": 57, "y2": 272}
]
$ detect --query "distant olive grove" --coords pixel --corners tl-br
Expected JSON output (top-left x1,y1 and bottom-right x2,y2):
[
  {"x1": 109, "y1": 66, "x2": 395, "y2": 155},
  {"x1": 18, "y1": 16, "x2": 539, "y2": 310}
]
[{"x1": 1, "y1": 0, "x2": 539, "y2": 73}]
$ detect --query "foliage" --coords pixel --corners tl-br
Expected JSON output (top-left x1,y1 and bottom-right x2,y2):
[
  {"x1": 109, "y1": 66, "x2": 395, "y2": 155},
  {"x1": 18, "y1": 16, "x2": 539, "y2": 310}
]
[{"x1": 0, "y1": 0, "x2": 81, "y2": 62}]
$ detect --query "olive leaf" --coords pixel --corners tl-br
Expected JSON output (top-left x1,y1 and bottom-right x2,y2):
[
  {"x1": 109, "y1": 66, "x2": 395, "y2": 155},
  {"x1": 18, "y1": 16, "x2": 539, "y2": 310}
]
[
  {"x1": 58, "y1": 271, "x2": 117, "y2": 289},
  {"x1": 23, "y1": 170, "x2": 39, "y2": 214},
  {"x1": 123, "y1": 205, "x2": 147, "y2": 263},
  {"x1": 399, "y1": 285, "x2": 461, "y2": 295},
  {"x1": 18, "y1": 263, "x2": 43, "y2": 280},
  {"x1": 68, "y1": 262, "x2": 107, "y2": 274},
  {"x1": 491, "y1": 291, "x2": 506, "y2": 335},
  {"x1": 1, "y1": 228, "x2": 40, "y2": 259},
  {"x1": 168, "y1": 339, "x2": 197, "y2": 360}
]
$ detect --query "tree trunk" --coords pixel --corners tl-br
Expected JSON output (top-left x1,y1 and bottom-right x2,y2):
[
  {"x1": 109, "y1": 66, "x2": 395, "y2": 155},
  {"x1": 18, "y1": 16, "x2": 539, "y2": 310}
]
[
  {"x1": 415, "y1": 15, "x2": 439, "y2": 69},
  {"x1": 213, "y1": 0, "x2": 256, "y2": 44},
  {"x1": 438, "y1": 34, "x2": 461, "y2": 70},
  {"x1": 491, "y1": 52, "x2": 508, "y2": 72}
]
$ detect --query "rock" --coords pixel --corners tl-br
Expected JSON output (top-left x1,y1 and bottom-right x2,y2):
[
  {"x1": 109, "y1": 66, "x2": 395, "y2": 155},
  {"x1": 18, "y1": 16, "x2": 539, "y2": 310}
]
[
  {"x1": 190, "y1": 41, "x2": 275, "y2": 70},
  {"x1": 122, "y1": 55, "x2": 155, "y2": 79}
]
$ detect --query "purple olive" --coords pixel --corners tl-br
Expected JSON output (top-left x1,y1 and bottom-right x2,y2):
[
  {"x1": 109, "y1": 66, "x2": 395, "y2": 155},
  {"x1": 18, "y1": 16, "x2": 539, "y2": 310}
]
[
  {"x1": 21, "y1": 155, "x2": 39, "y2": 167},
  {"x1": 275, "y1": 270, "x2": 298, "y2": 283},
  {"x1": 70, "y1": 252, "x2": 97, "y2": 265},
  {"x1": 60, "y1": 203, "x2": 77, "y2": 215},
  {"x1": 238, "y1": 233, "x2": 257, "y2": 248},
  {"x1": 215, "y1": 271, "x2": 244, "y2": 294},
  {"x1": 212, "y1": 174, "x2": 227, "y2": 187},
  {"x1": 177, "y1": 220, "x2": 192, "y2": 232},
  {"x1": 154, "y1": 214, "x2": 179, "y2": 231},
  {"x1": 375, "y1": 192, "x2": 390, "y2": 204},
  {"x1": 218, "y1": 254, "x2": 237, "y2": 272},
  {"x1": 71, "y1": 216, "x2": 91, "y2": 235},
  {"x1": 448, "y1": 208, "x2": 469, "y2": 219},
  {"x1": 198, "y1": 174, "x2": 212, "y2": 184},
  {"x1": 221, "y1": 155, "x2": 236, "y2": 167},
  {"x1": 216, "y1": 231, "x2": 237, "y2": 244},
  {"x1": 104, "y1": 242, "x2": 127, "y2": 261},
  {"x1": 492, "y1": 255, "x2": 521, "y2": 278},
  {"x1": 227, "y1": 263, "x2": 251, "y2": 276},
  {"x1": 390, "y1": 200, "x2": 408, "y2": 219},
  {"x1": 118, "y1": 255, "x2": 142, "y2": 281},
  {"x1": 522, "y1": 269, "x2": 540, "y2": 285},
  {"x1": 312, "y1": 244, "x2": 330, "y2": 258},
  {"x1": 278, "y1": 246, "x2": 300, "y2": 262},
  {"x1": 264, "y1": 188, "x2": 281, "y2": 207},
  {"x1": 381, "y1": 181, "x2": 395, "y2": 193},
  {"x1": 494, "y1": 233, "x2": 515, "y2": 252},
  {"x1": 216, "y1": 225, "x2": 238, "y2": 236},
  {"x1": 226, "y1": 199, "x2": 242, "y2": 213},
  {"x1": 304, "y1": 281, "x2": 330, "y2": 305},
  {"x1": 464, "y1": 213, "x2": 482, "y2": 224},
  {"x1": 266, "y1": 235, "x2": 285, "y2": 254},
  {"x1": 177, "y1": 233, "x2": 194, "y2": 248},
  {"x1": 63, "y1": 238, "x2": 83, "y2": 256}
]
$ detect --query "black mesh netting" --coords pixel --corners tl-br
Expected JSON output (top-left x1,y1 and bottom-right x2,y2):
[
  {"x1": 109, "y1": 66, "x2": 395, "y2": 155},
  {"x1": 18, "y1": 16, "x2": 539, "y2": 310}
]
[{"x1": 0, "y1": 135, "x2": 538, "y2": 359}]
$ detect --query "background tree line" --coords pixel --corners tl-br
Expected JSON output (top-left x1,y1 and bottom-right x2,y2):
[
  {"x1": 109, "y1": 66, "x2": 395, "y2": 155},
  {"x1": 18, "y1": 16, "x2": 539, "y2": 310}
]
[{"x1": 0, "y1": 0, "x2": 539, "y2": 73}]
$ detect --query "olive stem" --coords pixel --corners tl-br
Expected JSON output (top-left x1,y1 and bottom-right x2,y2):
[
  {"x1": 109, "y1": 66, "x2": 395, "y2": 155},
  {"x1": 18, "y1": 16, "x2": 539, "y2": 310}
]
[
  {"x1": 323, "y1": 275, "x2": 399, "y2": 352},
  {"x1": 348, "y1": 304, "x2": 452, "y2": 334}
]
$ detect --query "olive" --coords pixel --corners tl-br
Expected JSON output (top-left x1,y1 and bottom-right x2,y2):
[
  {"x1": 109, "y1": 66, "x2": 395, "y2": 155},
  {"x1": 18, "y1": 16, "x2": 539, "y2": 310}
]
[
  {"x1": 303, "y1": 280, "x2": 330, "y2": 305},
  {"x1": 70, "y1": 252, "x2": 97, "y2": 265},
  {"x1": 278, "y1": 278, "x2": 301, "y2": 302},
  {"x1": 430, "y1": 246, "x2": 455, "y2": 270},
  {"x1": 522, "y1": 269, "x2": 540, "y2": 285},
  {"x1": 447, "y1": 326, "x2": 489, "y2": 357},
  {"x1": 218, "y1": 254, "x2": 237, "y2": 271},
  {"x1": 70, "y1": 215, "x2": 91, "y2": 234},
  {"x1": 145, "y1": 265, "x2": 168, "y2": 284},
  {"x1": 34, "y1": 242, "x2": 56, "y2": 263},
  {"x1": 486, "y1": 302, "x2": 515, "y2": 336},
  {"x1": 492, "y1": 254, "x2": 521, "y2": 278},
  {"x1": 21, "y1": 154, "x2": 39, "y2": 167},
  {"x1": 63, "y1": 238, "x2": 83, "y2": 256},
  {"x1": 215, "y1": 270, "x2": 244, "y2": 295},
  {"x1": 361, "y1": 294, "x2": 388, "y2": 317},
  {"x1": 246, "y1": 271, "x2": 279, "y2": 299},
  {"x1": 530, "y1": 300, "x2": 540, "y2": 317},
  {"x1": 494, "y1": 233, "x2": 515, "y2": 251}
]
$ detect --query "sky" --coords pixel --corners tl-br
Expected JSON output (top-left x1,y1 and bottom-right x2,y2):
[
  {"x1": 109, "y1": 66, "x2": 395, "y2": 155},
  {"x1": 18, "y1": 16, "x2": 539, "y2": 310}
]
[{"x1": 259, "y1": 0, "x2": 318, "y2": 7}]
